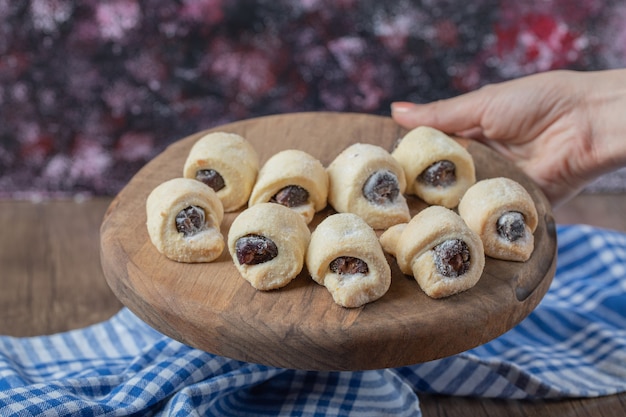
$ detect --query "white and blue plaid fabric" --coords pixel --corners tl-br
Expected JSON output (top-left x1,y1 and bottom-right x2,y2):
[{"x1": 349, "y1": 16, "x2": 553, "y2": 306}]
[{"x1": 1, "y1": 225, "x2": 625, "y2": 416}]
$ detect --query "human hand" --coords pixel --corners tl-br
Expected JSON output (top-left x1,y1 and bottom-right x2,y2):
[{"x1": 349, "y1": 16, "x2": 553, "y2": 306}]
[{"x1": 391, "y1": 69, "x2": 626, "y2": 207}]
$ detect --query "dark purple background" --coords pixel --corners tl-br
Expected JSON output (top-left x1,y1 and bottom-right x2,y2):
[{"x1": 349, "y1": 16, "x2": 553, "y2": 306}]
[{"x1": 1, "y1": 0, "x2": 625, "y2": 198}]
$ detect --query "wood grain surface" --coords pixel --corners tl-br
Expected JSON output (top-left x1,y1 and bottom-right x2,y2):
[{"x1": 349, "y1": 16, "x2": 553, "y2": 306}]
[
  {"x1": 100, "y1": 112, "x2": 557, "y2": 371},
  {"x1": 0, "y1": 199, "x2": 123, "y2": 336}
]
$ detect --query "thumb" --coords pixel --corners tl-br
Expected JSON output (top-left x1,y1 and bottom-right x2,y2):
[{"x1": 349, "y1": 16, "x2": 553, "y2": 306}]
[{"x1": 391, "y1": 90, "x2": 487, "y2": 134}]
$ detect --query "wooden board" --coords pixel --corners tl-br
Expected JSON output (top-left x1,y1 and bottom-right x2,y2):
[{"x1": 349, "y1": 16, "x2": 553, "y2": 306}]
[{"x1": 100, "y1": 112, "x2": 557, "y2": 371}]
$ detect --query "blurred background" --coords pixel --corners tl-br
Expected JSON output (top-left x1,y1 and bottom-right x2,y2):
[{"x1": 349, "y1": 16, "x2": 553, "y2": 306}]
[{"x1": 1, "y1": 0, "x2": 625, "y2": 199}]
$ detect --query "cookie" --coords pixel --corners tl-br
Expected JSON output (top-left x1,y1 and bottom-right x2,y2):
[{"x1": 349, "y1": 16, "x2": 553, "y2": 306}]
[
  {"x1": 183, "y1": 131, "x2": 259, "y2": 212},
  {"x1": 380, "y1": 206, "x2": 484, "y2": 298},
  {"x1": 146, "y1": 178, "x2": 224, "y2": 263},
  {"x1": 248, "y1": 149, "x2": 328, "y2": 224},
  {"x1": 228, "y1": 203, "x2": 311, "y2": 290},
  {"x1": 327, "y1": 143, "x2": 410, "y2": 230},
  {"x1": 458, "y1": 177, "x2": 538, "y2": 261},
  {"x1": 392, "y1": 126, "x2": 475, "y2": 208},
  {"x1": 306, "y1": 213, "x2": 391, "y2": 308}
]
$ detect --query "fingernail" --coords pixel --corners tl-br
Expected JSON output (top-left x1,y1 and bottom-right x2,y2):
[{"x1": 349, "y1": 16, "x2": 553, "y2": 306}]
[{"x1": 391, "y1": 102, "x2": 417, "y2": 113}]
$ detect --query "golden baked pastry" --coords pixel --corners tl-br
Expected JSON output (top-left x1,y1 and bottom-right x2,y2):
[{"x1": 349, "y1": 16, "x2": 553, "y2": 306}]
[
  {"x1": 183, "y1": 131, "x2": 259, "y2": 212},
  {"x1": 306, "y1": 213, "x2": 391, "y2": 308},
  {"x1": 380, "y1": 205, "x2": 484, "y2": 298},
  {"x1": 458, "y1": 177, "x2": 538, "y2": 262},
  {"x1": 392, "y1": 126, "x2": 475, "y2": 208},
  {"x1": 326, "y1": 143, "x2": 410, "y2": 230},
  {"x1": 248, "y1": 149, "x2": 328, "y2": 224},
  {"x1": 146, "y1": 178, "x2": 224, "y2": 263},
  {"x1": 228, "y1": 203, "x2": 311, "y2": 290}
]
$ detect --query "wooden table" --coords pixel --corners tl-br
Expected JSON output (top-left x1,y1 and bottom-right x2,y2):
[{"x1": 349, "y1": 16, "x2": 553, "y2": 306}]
[{"x1": 1, "y1": 194, "x2": 624, "y2": 416}]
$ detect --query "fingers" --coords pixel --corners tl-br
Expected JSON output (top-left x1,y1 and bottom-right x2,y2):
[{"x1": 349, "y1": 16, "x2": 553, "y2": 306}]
[{"x1": 391, "y1": 89, "x2": 489, "y2": 134}]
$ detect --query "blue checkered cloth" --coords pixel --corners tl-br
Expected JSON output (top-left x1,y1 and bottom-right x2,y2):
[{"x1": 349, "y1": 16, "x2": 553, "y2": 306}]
[{"x1": 1, "y1": 225, "x2": 625, "y2": 416}]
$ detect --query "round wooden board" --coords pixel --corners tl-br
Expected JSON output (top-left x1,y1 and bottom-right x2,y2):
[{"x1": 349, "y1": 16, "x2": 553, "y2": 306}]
[{"x1": 100, "y1": 112, "x2": 557, "y2": 371}]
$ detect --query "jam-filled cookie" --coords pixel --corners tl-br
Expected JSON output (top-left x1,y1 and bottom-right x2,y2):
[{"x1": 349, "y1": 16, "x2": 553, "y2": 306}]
[
  {"x1": 248, "y1": 149, "x2": 328, "y2": 224},
  {"x1": 228, "y1": 203, "x2": 311, "y2": 291},
  {"x1": 380, "y1": 205, "x2": 484, "y2": 298},
  {"x1": 183, "y1": 131, "x2": 259, "y2": 212},
  {"x1": 306, "y1": 213, "x2": 391, "y2": 308},
  {"x1": 392, "y1": 126, "x2": 475, "y2": 208},
  {"x1": 146, "y1": 178, "x2": 225, "y2": 263},
  {"x1": 327, "y1": 143, "x2": 410, "y2": 230},
  {"x1": 458, "y1": 177, "x2": 538, "y2": 262}
]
